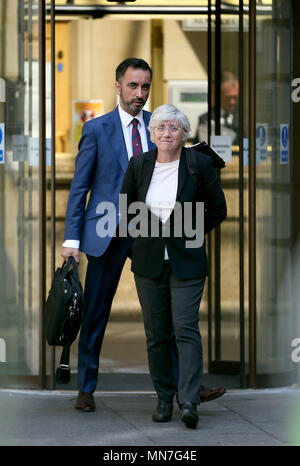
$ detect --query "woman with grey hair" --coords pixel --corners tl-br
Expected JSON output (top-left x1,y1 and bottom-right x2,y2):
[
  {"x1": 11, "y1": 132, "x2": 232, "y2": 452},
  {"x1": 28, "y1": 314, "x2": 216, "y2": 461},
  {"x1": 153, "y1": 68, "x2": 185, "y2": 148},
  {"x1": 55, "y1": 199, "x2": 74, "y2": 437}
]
[
  {"x1": 121, "y1": 104, "x2": 226, "y2": 429},
  {"x1": 148, "y1": 104, "x2": 191, "y2": 143}
]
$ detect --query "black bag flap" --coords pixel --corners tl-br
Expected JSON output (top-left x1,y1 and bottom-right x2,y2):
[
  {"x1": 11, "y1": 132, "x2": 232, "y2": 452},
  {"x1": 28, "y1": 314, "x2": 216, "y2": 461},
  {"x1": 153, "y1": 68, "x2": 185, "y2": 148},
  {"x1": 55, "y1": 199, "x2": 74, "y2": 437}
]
[{"x1": 189, "y1": 141, "x2": 226, "y2": 169}]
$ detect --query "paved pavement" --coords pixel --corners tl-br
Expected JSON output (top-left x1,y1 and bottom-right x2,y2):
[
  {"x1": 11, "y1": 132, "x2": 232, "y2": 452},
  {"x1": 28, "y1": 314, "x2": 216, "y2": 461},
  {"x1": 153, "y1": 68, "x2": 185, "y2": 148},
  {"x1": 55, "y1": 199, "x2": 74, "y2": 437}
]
[{"x1": 0, "y1": 386, "x2": 300, "y2": 447}]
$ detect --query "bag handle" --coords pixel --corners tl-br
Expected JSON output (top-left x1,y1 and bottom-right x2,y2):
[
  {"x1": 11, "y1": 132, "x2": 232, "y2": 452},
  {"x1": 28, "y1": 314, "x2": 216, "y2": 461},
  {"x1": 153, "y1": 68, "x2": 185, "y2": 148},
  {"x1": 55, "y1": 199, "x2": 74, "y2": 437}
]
[{"x1": 61, "y1": 256, "x2": 80, "y2": 282}]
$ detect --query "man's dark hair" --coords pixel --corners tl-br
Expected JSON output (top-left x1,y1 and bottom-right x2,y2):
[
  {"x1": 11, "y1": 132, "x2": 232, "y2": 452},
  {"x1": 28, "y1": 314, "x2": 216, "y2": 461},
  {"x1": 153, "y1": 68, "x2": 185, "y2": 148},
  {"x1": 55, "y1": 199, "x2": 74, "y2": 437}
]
[{"x1": 116, "y1": 58, "x2": 152, "y2": 82}]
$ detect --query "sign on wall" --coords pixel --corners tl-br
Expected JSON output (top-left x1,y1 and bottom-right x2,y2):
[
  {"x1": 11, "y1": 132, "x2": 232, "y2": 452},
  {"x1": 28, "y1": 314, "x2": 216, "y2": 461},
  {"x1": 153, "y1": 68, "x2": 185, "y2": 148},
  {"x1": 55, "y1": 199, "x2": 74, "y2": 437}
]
[
  {"x1": 210, "y1": 135, "x2": 232, "y2": 162},
  {"x1": 72, "y1": 100, "x2": 103, "y2": 145},
  {"x1": 12, "y1": 135, "x2": 28, "y2": 162},
  {"x1": 280, "y1": 124, "x2": 289, "y2": 165},
  {"x1": 256, "y1": 123, "x2": 268, "y2": 161}
]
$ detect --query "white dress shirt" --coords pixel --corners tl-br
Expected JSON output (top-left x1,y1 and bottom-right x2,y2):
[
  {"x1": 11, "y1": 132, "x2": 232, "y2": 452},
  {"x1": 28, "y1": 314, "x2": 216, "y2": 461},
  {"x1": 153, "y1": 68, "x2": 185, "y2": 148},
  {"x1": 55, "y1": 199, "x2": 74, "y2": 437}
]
[
  {"x1": 118, "y1": 105, "x2": 149, "y2": 159},
  {"x1": 63, "y1": 105, "x2": 149, "y2": 249}
]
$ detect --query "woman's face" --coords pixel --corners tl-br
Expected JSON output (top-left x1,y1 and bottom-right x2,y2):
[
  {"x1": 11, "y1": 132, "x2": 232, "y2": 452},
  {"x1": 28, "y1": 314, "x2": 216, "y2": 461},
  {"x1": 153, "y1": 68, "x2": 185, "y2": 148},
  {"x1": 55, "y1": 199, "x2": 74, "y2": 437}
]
[{"x1": 152, "y1": 119, "x2": 185, "y2": 153}]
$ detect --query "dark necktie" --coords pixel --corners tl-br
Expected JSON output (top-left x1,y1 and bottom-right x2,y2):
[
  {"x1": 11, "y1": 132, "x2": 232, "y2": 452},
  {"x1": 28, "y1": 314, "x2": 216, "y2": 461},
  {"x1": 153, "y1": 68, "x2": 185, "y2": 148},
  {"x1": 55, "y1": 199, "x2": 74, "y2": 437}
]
[{"x1": 131, "y1": 118, "x2": 143, "y2": 157}]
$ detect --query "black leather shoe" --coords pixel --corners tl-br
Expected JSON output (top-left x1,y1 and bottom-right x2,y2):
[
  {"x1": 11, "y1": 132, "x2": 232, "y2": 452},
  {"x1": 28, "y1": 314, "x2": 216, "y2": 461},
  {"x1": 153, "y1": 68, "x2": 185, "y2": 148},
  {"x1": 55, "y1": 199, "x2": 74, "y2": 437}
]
[
  {"x1": 181, "y1": 402, "x2": 198, "y2": 429},
  {"x1": 152, "y1": 400, "x2": 173, "y2": 422}
]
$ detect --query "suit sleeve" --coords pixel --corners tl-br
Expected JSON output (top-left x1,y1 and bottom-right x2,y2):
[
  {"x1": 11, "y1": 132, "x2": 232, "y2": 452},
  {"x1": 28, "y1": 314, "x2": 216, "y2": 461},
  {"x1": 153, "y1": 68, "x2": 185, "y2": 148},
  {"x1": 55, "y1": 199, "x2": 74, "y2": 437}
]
[
  {"x1": 199, "y1": 156, "x2": 227, "y2": 234},
  {"x1": 64, "y1": 121, "x2": 97, "y2": 241}
]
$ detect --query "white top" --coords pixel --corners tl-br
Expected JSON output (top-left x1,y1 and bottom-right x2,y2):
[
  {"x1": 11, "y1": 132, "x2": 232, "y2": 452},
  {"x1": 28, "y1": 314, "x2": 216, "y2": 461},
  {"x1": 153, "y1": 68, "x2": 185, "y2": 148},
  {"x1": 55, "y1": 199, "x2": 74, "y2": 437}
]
[
  {"x1": 63, "y1": 105, "x2": 149, "y2": 249},
  {"x1": 145, "y1": 159, "x2": 180, "y2": 259}
]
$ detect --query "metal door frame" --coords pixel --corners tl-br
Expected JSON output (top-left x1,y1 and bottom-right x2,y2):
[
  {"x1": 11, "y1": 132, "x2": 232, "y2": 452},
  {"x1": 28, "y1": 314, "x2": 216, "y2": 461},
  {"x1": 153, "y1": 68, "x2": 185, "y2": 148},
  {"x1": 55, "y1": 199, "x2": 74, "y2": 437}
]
[
  {"x1": 42, "y1": 1, "x2": 257, "y2": 390},
  {"x1": 206, "y1": 0, "x2": 248, "y2": 388}
]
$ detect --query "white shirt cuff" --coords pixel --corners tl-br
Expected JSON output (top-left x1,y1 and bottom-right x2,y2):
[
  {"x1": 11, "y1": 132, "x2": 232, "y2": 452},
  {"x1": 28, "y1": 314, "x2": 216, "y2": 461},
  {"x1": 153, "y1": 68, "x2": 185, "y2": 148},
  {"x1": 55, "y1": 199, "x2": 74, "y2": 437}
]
[{"x1": 62, "y1": 240, "x2": 80, "y2": 249}]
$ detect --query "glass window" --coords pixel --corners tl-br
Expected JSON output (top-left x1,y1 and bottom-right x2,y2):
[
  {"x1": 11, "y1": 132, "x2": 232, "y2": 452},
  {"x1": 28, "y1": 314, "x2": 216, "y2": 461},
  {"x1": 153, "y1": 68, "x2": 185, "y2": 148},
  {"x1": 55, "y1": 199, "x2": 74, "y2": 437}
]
[
  {"x1": 256, "y1": 0, "x2": 293, "y2": 377},
  {"x1": 0, "y1": 0, "x2": 41, "y2": 384}
]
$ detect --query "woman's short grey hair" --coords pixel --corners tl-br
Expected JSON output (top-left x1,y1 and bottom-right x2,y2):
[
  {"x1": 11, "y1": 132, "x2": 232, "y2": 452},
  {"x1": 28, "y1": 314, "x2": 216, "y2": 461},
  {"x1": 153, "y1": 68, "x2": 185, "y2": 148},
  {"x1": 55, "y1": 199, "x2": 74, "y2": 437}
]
[{"x1": 148, "y1": 104, "x2": 191, "y2": 143}]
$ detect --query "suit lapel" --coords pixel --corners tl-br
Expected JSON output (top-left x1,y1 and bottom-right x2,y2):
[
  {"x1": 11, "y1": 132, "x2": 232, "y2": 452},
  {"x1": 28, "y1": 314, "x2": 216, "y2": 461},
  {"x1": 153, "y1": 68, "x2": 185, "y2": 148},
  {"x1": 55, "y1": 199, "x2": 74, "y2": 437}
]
[
  {"x1": 139, "y1": 149, "x2": 157, "y2": 202},
  {"x1": 176, "y1": 147, "x2": 189, "y2": 201},
  {"x1": 105, "y1": 109, "x2": 156, "y2": 174},
  {"x1": 105, "y1": 108, "x2": 128, "y2": 174},
  {"x1": 139, "y1": 147, "x2": 189, "y2": 203}
]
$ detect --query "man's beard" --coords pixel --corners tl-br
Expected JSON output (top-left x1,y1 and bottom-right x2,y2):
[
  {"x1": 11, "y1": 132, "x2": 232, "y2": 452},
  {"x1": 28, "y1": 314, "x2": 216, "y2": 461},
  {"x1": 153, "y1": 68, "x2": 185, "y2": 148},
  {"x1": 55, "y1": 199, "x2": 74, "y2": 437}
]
[{"x1": 120, "y1": 94, "x2": 145, "y2": 115}]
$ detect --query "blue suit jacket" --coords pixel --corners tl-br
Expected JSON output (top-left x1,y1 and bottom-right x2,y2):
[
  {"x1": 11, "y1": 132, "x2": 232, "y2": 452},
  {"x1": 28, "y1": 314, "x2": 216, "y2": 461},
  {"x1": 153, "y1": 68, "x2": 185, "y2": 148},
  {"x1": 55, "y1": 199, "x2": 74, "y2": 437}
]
[{"x1": 64, "y1": 106, "x2": 156, "y2": 257}]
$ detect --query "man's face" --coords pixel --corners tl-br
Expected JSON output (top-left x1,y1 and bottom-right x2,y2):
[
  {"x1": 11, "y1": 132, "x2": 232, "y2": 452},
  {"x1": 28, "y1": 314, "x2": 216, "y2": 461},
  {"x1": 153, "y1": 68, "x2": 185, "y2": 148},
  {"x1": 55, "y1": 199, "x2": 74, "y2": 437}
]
[
  {"x1": 115, "y1": 66, "x2": 151, "y2": 116},
  {"x1": 221, "y1": 81, "x2": 239, "y2": 113}
]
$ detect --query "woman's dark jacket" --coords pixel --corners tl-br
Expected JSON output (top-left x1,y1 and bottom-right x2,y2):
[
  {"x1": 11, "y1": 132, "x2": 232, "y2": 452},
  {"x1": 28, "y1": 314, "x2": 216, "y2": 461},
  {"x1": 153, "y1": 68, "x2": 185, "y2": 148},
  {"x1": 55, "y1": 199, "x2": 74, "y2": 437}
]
[{"x1": 120, "y1": 147, "x2": 227, "y2": 280}]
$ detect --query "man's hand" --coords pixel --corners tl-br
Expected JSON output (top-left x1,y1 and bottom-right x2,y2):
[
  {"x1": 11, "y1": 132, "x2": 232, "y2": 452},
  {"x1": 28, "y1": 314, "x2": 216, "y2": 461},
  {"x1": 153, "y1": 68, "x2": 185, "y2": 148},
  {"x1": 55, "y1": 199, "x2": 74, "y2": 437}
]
[{"x1": 61, "y1": 247, "x2": 80, "y2": 264}]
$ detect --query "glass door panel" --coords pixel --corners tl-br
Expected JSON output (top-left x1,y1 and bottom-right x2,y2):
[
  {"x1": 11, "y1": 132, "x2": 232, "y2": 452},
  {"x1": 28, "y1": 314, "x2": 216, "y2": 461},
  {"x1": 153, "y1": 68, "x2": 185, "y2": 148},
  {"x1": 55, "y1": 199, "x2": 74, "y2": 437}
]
[{"x1": 0, "y1": 0, "x2": 42, "y2": 387}]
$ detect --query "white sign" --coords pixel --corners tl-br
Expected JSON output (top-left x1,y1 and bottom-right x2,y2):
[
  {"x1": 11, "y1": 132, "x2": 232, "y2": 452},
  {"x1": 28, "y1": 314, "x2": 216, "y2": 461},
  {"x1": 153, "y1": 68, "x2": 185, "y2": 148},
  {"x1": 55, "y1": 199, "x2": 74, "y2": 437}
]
[
  {"x1": 46, "y1": 138, "x2": 52, "y2": 166},
  {"x1": 28, "y1": 138, "x2": 51, "y2": 166},
  {"x1": 0, "y1": 123, "x2": 4, "y2": 164},
  {"x1": 210, "y1": 135, "x2": 232, "y2": 162},
  {"x1": 0, "y1": 78, "x2": 5, "y2": 102},
  {"x1": 29, "y1": 138, "x2": 39, "y2": 166},
  {"x1": 0, "y1": 337, "x2": 6, "y2": 362},
  {"x1": 280, "y1": 124, "x2": 289, "y2": 165},
  {"x1": 243, "y1": 138, "x2": 261, "y2": 167},
  {"x1": 243, "y1": 138, "x2": 248, "y2": 167},
  {"x1": 13, "y1": 135, "x2": 28, "y2": 162},
  {"x1": 291, "y1": 78, "x2": 300, "y2": 103},
  {"x1": 256, "y1": 123, "x2": 268, "y2": 161}
]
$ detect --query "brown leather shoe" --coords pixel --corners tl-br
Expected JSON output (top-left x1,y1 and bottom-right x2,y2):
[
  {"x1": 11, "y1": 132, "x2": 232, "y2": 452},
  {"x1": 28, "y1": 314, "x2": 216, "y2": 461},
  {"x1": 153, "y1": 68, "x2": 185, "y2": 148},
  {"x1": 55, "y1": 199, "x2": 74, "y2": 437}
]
[
  {"x1": 200, "y1": 385, "x2": 226, "y2": 403},
  {"x1": 75, "y1": 391, "x2": 96, "y2": 412}
]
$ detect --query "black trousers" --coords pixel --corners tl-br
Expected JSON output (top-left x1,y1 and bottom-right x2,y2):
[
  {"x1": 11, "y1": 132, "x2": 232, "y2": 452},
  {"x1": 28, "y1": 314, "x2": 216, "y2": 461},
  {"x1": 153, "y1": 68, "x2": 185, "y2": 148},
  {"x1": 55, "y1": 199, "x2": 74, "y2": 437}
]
[
  {"x1": 134, "y1": 261, "x2": 205, "y2": 405},
  {"x1": 77, "y1": 236, "x2": 132, "y2": 393}
]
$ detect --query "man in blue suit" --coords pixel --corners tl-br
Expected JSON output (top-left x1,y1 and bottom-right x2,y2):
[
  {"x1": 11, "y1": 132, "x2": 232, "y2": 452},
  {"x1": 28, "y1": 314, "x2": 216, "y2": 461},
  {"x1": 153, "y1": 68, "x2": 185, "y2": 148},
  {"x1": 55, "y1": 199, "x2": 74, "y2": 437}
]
[{"x1": 62, "y1": 58, "x2": 225, "y2": 412}]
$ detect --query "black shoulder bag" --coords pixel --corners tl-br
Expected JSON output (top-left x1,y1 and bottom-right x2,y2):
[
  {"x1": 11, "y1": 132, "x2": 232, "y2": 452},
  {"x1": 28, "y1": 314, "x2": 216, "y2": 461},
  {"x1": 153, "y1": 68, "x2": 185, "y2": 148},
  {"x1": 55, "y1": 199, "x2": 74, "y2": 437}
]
[
  {"x1": 44, "y1": 256, "x2": 84, "y2": 384},
  {"x1": 133, "y1": 141, "x2": 225, "y2": 186}
]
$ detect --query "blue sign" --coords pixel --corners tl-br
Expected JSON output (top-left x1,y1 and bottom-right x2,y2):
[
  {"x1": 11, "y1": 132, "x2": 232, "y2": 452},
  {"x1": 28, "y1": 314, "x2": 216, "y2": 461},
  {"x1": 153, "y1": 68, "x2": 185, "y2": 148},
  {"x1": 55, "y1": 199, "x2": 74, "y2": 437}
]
[
  {"x1": 243, "y1": 138, "x2": 248, "y2": 167},
  {"x1": 256, "y1": 125, "x2": 266, "y2": 146},
  {"x1": 280, "y1": 124, "x2": 289, "y2": 165},
  {"x1": 256, "y1": 123, "x2": 268, "y2": 161},
  {"x1": 281, "y1": 126, "x2": 288, "y2": 148},
  {"x1": 0, "y1": 123, "x2": 4, "y2": 164}
]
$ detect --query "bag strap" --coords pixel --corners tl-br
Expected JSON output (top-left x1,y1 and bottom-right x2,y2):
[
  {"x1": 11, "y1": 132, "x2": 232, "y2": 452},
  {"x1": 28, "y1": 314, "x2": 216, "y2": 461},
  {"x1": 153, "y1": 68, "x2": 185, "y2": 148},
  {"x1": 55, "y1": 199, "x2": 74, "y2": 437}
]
[
  {"x1": 60, "y1": 344, "x2": 70, "y2": 366},
  {"x1": 56, "y1": 344, "x2": 71, "y2": 384}
]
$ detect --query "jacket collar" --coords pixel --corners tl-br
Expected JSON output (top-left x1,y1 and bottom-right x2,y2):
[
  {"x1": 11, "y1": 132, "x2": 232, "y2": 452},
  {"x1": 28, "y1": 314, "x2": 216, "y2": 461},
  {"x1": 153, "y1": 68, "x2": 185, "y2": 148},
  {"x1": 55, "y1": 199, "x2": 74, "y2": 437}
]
[{"x1": 104, "y1": 107, "x2": 155, "y2": 174}]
